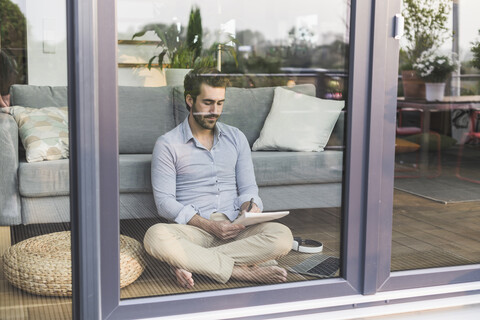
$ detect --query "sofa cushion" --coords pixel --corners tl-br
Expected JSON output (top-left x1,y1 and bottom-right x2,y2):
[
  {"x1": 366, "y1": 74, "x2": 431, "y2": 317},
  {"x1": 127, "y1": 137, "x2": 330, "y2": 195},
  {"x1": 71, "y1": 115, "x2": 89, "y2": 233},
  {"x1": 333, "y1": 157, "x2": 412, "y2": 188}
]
[
  {"x1": 119, "y1": 154, "x2": 152, "y2": 192},
  {"x1": 173, "y1": 85, "x2": 189, "y2": 124},
  {"x1": 18, "y1": 151, "x2": 343, "y2": 197},
  {"x1": 11, "y1": 85, "x2": 176, "y2": 155},
  {"x1": 326, "y1": 111, "x2": 345, "y2": 147},
  {"x1": 252, "y1": 151, "x2": 343, "y2": 187},
  {"x1": 18, "y1": 155, "x2": 154, "y2": 197},
  {"x1": 19, "y1": 159, "x2": 70, "y2": 197},
  {"x1": 173, "y1": 84, "x2": 316, "y2": 146},
  {"x1": 11, "y1": 85, "x2": 68, "y2": 107},
  {"x1": 8, "y1": 106, "x2": 69, "y2": 162},
  {"x1": 252, "y1": 87, "x2": 344, "y2": 152},
  {"x1": 118, "y1": 86, "x2": 175, "y2": 154}
]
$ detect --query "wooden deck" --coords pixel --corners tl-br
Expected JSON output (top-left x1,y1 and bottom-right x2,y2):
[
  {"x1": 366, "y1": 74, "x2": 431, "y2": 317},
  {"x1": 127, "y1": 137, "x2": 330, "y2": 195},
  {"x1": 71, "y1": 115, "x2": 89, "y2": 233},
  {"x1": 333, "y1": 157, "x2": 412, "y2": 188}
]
[{"x1": 1, "y1": 190, "x2": 479, "y2": 319}]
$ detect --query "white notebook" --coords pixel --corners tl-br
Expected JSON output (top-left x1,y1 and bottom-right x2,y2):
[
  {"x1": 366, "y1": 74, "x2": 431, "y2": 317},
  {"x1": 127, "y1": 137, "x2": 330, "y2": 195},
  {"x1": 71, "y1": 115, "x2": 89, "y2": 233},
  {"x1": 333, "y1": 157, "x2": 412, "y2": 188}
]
[{"x1": 232, "y1": 211, "x2": 290, "y2": 226}]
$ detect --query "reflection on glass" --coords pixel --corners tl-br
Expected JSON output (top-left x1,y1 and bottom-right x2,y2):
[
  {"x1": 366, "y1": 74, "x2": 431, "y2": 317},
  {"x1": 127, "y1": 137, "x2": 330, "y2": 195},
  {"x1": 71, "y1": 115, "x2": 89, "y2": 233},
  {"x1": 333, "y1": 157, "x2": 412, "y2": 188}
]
[
  {"x1": 1, "y1": 0, "x2": 72, "y2": 319},
  {"x1": 117, "y1": 0, "x2": 349, "y2": 299},
  {"x1": 393, "y1": 0, "x2": 480, "y2": 271}
]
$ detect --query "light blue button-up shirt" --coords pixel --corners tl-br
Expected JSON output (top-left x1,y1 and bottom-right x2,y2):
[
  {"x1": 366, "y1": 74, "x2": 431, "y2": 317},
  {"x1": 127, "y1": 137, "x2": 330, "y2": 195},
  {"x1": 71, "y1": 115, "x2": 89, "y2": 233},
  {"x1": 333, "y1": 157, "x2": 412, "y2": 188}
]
[{"x1": 151, "y1": 117, "x2": 263, "y2": 225}]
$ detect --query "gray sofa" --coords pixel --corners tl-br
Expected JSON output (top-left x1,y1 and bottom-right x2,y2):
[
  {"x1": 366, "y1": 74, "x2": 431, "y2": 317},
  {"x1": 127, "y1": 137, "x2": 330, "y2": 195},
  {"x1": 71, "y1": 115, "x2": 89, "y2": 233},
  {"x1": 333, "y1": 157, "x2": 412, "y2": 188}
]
[{"x1": 0, "y1": 84, "x2": 344, "y2": 226}]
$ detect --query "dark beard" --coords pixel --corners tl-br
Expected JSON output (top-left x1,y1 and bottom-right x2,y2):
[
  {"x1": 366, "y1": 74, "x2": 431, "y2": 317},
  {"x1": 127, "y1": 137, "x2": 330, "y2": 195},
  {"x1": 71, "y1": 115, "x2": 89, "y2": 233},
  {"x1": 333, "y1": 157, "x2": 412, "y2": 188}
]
[{"x1": 193, "y1": 113, "x2": 219, "y2": 130}]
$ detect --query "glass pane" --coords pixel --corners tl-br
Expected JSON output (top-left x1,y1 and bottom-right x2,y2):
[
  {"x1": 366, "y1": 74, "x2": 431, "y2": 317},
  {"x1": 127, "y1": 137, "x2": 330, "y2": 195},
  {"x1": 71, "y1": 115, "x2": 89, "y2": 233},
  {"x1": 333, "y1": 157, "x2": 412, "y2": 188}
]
[
  {"x1": 392, "y1": 0, "x2": 480, "y2": 271},
  {"x1": 117, "y1": 0, "x2": 349, "y2": 299},
  {"x1": 1, "y1": 0, "x2": 71, "y2": 319}
]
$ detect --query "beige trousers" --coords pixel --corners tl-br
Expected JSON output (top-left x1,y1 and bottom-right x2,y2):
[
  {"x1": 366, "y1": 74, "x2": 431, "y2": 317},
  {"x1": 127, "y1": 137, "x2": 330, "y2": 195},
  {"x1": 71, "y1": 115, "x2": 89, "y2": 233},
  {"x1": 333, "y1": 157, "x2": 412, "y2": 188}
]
[{"x1": 143, "y1": 213, "x2": 293, "y2": 283}]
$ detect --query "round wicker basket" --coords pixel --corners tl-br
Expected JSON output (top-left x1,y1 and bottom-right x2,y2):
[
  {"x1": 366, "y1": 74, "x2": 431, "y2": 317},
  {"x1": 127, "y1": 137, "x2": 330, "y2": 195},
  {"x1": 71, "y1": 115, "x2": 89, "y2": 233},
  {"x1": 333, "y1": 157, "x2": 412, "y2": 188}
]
[{"x1": 3, "y1": 231, "x2": 145, "y2": 297}]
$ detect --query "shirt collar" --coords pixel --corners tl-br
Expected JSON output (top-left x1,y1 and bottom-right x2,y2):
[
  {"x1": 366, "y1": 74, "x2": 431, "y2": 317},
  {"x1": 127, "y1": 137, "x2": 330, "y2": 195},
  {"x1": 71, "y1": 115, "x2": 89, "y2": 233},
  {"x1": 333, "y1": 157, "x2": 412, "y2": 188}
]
[
  {"x1": 182, "y1": 116, "x2": 194, "y2": 144},
  {"x1": 181, "y1": 116, "x2": 224, "y2": 144}
]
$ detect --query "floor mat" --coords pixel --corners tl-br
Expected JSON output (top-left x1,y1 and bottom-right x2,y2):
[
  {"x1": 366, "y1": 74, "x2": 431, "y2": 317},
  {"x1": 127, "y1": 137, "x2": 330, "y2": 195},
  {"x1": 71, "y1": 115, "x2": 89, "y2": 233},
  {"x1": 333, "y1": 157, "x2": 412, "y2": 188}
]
[{"x1": 394, "y1": 175, "x2": 480, "y2": 203}]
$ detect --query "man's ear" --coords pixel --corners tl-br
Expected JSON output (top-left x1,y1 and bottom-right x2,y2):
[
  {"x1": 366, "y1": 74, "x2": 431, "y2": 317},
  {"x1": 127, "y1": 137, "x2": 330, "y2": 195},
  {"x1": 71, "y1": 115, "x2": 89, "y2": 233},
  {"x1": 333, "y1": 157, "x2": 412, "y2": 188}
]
[{"x1": 186, "y1": 94, "x2": 194, "y2": 110}]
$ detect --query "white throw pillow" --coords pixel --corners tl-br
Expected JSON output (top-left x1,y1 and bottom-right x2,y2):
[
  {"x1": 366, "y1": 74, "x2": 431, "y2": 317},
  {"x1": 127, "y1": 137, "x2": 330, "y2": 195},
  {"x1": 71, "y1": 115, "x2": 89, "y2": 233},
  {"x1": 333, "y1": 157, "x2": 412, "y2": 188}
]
[{"x1": 252, "y1": 87, "x2": 344, "y2": 152}]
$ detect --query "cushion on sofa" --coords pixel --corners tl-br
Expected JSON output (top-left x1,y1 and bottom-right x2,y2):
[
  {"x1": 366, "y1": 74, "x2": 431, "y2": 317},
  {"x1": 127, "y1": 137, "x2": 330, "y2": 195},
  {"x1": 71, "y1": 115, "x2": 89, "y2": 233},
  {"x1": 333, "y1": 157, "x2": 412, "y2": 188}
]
[
  {"x1": 119, "y1": 154, "x2": 152, "y2": 192},
  {"x1": 252, "y1": 151, "x2": 343, "y2": 187},
  {"x1": 11, "y1": 85, "x2": 176, "y2": 155},
  {"x1": 18, "y1": 150, "x2": 343, "y2": 197},
  {"x1": 326, "y1": 111, "x2": 345, "y2": 148},
  {"x1": 173, "y1": 84, "x2": 316, "y2": 146},
  {"x1": 18, "y1": 155, "x2": 154, "y2": 197},
  {"x1": 19, "y1": 159, "x2": 70, "y2": 197},
  {"x1": 173, "y1": 85, "x2": 189, "y2": 124},
  {"x1": 11, "y1": 85, "x2": 68, "y2": 107},
  {"x1": 9, "y1": 106, "x2": 69, "y2": 162},
  {"x1": 118, "y1": 86, "x2": 175, "y2": 154},
  {"x1": 252, "y1": 87, "x2": 344, "y2": 152}
]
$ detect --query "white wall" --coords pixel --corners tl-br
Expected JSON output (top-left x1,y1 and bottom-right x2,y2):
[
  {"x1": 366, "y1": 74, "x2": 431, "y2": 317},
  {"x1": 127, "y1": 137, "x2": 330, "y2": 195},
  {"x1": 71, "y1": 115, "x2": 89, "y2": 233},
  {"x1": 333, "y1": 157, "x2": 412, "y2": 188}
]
[
  {"x1": 117, "y1": 41, "x2": 166, "y2": 86},
  {"x1": 26, "y1": 0, "x2": 68, "y2": 86},
  {"x1": 24, "y1": 0, "x2": 166, "y2": 87}
]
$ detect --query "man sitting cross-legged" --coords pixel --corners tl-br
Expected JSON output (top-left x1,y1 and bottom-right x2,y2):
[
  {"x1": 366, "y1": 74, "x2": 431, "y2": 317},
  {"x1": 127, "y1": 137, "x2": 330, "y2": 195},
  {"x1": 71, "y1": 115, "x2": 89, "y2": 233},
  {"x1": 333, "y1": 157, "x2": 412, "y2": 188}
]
[{"x1": 144, "y1": 68, "x2": 293, "y2": 289}]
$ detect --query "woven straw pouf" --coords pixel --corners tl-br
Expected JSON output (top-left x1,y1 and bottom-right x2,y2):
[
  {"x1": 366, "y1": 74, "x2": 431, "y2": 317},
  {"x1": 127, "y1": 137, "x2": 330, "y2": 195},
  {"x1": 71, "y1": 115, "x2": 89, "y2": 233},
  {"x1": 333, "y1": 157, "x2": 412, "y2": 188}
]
[{"x1": 3, "y1": 231, "x2": 145, "y2": 297}]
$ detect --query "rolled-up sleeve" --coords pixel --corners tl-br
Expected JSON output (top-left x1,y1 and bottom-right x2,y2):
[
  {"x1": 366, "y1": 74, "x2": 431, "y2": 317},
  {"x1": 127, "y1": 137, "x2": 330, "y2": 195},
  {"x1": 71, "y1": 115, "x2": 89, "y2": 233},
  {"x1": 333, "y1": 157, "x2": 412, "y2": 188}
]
[
  {"x1": 233, "y1": 131, "x2": 263, "y2": 211},
  {"x1": 151, "y1": 137, "x2": 198, "y2": 224}
]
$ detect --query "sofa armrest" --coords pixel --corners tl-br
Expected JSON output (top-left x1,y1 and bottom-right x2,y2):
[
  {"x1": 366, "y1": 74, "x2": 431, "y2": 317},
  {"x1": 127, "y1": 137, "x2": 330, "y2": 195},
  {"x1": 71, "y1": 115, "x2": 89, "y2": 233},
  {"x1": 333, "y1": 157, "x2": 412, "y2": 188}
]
[{"x1": 0, "y1": 113, "x2": 21, "y2": 225}]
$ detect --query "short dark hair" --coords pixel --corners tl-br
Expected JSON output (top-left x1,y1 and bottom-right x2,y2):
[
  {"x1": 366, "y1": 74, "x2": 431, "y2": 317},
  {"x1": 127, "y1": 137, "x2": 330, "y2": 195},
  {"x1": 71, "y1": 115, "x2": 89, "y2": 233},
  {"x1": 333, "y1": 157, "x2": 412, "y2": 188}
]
[{"x1": 183, "y1": 67, "x2": 230, "y2": 111}]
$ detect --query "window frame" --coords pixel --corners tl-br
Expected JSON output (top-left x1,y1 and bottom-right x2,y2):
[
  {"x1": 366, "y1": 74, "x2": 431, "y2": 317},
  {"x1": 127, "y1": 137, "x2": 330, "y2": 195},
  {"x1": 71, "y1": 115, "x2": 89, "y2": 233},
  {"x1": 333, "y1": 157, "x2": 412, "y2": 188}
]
[{"x1": 67, "y1": 0, "x2": 480, "y2": 318}]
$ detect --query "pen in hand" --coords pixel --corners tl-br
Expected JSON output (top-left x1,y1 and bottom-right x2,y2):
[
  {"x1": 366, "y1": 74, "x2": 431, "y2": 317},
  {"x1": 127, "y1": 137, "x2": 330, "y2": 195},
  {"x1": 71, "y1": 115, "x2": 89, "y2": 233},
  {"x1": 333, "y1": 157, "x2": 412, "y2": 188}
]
[{"x1": 247, "y1": 198, "x2": 254, "y2": 212}]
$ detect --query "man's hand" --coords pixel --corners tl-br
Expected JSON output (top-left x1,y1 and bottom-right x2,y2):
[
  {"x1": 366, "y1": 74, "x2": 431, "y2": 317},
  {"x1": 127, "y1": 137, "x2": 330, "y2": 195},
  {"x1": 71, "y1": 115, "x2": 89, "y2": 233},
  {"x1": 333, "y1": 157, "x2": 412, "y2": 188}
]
[
  {"x1": 239, "y1": 200, "x2": 261, "y2": 215},
  {"x1": 207, "y1": 220, "x2": 245, "y2": 240},
  {"x1": 188, "y1": 214, "x2": 245, "y2": 240}
]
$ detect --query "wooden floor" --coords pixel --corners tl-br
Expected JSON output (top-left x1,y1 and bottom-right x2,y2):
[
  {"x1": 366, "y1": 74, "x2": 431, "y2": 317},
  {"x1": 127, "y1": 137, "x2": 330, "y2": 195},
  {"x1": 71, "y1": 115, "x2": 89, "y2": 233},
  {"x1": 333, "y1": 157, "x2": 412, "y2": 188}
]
[
  {"x1": 1, "y1": 191, "x2": 480, "y2": 319},
  {"x1": 392, "y1": 190, "x2": 480, "y2": 270}
]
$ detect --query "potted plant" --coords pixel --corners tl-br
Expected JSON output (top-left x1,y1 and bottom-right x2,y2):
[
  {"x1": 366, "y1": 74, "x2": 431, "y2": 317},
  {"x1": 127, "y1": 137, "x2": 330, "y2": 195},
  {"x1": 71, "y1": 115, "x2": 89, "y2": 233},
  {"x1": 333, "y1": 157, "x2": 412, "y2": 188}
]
[
  {"x1": 132, "y1": 22, "x2": 194, "y2": 85},
  {"x1": 132, "y1": 6, "x2": 236, "y2": 86},
  {"x1": 400, "y1": 0, "x2": 451, "y2": 99},
  {"x1": 132, "y1": 6, "x2": 204, "y2": 85},
  {"x1": 413, "y1": 49, "x2": 457, "y2": 101}
]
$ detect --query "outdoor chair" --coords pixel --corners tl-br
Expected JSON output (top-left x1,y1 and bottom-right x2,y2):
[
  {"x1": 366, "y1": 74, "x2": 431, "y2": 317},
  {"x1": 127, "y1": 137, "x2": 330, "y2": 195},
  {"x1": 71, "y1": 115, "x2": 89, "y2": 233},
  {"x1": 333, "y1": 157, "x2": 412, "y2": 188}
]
[
  {"x1": 395, "y1": 107, "x2": 442, "y2": 178},
  {"x1": 456, "y1": 109, "x2": 480, "y2": 184}
]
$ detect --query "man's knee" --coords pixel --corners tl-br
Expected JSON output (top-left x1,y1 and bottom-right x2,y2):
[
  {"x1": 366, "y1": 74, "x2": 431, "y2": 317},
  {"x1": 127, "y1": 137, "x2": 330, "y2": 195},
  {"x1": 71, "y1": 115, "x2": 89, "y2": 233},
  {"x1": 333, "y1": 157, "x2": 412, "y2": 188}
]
[
  {"x1": 265, "y1": 223, "x2": 293, "y2": 256},
  {"x1": 144, "y1": 223, "x2": 173, "y2": 257}
]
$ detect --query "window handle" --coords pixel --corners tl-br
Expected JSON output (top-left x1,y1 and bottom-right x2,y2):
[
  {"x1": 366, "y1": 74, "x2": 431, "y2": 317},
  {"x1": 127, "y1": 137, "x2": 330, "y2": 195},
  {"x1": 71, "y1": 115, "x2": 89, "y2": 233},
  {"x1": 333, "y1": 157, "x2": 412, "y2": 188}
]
[{"x1": 394, "y1": 14, "x2": 404, "y2": 40}]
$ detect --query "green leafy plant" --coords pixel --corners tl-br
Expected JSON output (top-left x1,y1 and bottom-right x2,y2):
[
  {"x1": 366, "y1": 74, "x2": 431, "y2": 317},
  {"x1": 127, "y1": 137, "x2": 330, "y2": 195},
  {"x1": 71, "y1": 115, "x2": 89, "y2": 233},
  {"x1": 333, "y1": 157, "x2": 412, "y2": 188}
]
[
  {"x1": 0, "y1": 48, "x2": 17, "y2": 96},
  {"x1": 132, "y1": 7, "x2": 236, "y2": 71},
  {"x1": 401, "y1": 0, "x2": 452, "y2": 70},
  {"x1": 471, "y1": 31, "x2": 480, "y2": 70},
  {"x1": 186, "y1": 6, "x2": 202, "y2": 61},
  {"x1": 0, "y1": 0, "x2": 26, "y2": 105},
  {"x1": 132, "y1": 23, "x2": 187, "y2": 70},
  {"x1": 413, "y1": 49, "x2": 457, "y2": 83}
]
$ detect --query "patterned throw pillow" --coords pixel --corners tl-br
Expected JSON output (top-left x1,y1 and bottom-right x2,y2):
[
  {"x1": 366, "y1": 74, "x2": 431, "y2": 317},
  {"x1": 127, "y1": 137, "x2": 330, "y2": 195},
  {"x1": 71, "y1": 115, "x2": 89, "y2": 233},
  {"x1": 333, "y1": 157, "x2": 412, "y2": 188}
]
[{"x1": 6, "y1": 106, "x2": 69, "y2": 162}]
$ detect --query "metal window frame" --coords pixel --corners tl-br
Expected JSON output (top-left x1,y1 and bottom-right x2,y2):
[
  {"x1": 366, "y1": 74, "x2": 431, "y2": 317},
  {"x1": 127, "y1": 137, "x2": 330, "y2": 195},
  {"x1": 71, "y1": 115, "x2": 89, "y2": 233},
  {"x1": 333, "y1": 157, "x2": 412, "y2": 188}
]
[
  {"x1": 362, "y1": 0, "x2": 480, "y2": 294},
  {"x1": 66, "y1": 0, "x2": 480, "y2": 319}
]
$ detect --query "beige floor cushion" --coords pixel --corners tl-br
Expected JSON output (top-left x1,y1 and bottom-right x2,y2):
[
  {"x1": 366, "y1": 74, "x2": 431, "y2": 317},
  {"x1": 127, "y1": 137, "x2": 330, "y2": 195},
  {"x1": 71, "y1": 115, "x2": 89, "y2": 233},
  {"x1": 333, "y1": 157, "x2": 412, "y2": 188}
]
[{"x1": 3, "y1": 231, "x2": 145, "y2": 296}]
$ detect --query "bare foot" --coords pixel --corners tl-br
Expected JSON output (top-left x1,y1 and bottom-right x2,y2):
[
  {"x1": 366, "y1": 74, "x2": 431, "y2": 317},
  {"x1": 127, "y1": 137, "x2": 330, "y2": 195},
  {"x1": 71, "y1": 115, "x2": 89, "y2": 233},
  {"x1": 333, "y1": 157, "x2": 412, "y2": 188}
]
[
  {"x1": 231, "y1": 265, "x2": 288, "y2": 284},
  {"x1": 171, "y1": 267, "x2": 195, "y2": 289}
]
